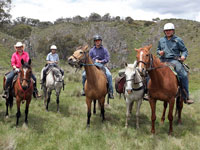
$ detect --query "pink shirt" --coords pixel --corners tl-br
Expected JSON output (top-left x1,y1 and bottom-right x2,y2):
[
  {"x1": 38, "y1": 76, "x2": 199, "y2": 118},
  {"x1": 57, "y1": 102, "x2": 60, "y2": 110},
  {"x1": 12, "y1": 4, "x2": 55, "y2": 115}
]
[{"x1": 11, "y1": 51, "x2": 29, "y2": 68}]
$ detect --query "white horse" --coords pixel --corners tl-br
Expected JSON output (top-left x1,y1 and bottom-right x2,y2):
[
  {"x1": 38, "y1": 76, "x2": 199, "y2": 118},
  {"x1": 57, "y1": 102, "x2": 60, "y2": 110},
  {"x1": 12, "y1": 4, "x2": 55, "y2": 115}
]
[
  {"x1": 41, "y1": 67, "x2": 64, "y2": 112},
  {"x1": 124, "y1": 61, "x2": 144, "y2": 129}
]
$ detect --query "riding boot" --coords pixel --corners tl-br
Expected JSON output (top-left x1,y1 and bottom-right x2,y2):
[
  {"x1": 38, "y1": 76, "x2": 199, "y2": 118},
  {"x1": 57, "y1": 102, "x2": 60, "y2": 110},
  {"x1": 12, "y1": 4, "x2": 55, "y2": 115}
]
[
  {"x1": 108, "y1": 91, "x2": 114, "y2": 99},
  {"x1": 186, "y1": 99, "x2": 194, "y2": 104},
  {"x1": 81, "y1": 89, "x2": 85, "y2": 96},
  {"x1": 33, "y1": 83, "x2": 41, "y2": 98}
]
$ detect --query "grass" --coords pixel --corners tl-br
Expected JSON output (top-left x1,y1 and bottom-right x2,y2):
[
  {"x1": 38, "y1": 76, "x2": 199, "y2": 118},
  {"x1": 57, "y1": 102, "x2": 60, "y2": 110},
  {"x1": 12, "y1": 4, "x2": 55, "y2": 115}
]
[{"x1": 0, "y1": 64, "x2": 200, "y2": 150}]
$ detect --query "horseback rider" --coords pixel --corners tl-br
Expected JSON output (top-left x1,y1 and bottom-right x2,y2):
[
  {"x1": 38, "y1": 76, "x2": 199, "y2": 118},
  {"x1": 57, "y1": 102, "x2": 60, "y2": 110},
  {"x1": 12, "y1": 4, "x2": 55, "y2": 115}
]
[
  {"x1": 2, "y1": 42, "x2": 40, "y2": 99},
  {"x1": 81, "y1": 35, "x2": 114, "y2": 99},
  {"x1": 41, "y1": 45, "x2": 64, "y2": 85},
  {"x1": 157, "y1": 23, "x2": 194, "y2": 104}
]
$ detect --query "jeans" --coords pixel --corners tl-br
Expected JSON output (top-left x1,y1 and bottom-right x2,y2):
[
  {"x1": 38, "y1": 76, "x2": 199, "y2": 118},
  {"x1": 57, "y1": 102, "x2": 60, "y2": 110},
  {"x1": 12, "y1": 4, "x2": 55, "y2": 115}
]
[
  {"x1": 160, "y1": 58, "x2": 189, "y2": 100},
  {"x1": 82, "y1": 63, "x2": 113, "y2": 93}
]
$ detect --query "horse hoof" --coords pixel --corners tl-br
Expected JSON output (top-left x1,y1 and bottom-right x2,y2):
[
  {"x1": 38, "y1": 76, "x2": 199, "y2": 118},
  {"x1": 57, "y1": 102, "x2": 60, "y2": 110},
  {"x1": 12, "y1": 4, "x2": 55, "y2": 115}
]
[
  {"x1": 161, "y1": 120, "x2": 164, "y2": 124},
  {"x1": 5, "y1": 115, "x2": 9, "y2": 119},
  {"x1": 87, "y1": 124, "x2": 90, "y2": 128}
]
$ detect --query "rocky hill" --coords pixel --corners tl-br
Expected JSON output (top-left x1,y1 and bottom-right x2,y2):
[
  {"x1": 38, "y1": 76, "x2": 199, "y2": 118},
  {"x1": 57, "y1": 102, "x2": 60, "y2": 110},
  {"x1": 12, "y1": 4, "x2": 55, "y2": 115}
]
[{"x1": 0, "y1": 18, "x2": 200, "y2": 70}]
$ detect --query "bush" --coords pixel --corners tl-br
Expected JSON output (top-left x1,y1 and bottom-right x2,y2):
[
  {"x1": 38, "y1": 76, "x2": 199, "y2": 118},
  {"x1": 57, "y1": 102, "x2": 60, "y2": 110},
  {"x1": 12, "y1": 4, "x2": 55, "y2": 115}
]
[{"x1": 9, "y1": 24, "x2": 32, "y2": 39}]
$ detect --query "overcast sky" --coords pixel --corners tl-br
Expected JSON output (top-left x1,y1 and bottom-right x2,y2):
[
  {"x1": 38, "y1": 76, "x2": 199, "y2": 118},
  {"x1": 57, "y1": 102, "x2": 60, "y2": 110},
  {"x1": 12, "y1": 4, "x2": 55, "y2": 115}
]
[{"x1": 10, "y1": 0, "x2": 200, "y2": 22}]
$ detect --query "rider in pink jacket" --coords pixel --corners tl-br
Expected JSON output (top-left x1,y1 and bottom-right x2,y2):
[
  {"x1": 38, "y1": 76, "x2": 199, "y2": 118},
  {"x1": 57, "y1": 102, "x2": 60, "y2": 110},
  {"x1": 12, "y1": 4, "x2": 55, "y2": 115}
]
[{"x1": 2, "y1": 42, "x2": 40, "y2": 99}]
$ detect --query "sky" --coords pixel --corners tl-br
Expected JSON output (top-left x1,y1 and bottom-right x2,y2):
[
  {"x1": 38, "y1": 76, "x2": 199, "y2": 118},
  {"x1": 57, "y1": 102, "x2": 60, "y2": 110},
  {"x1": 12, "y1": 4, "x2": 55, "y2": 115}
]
[{"x1": 10, "y1": 0, "x2": 200, "y2": 22}]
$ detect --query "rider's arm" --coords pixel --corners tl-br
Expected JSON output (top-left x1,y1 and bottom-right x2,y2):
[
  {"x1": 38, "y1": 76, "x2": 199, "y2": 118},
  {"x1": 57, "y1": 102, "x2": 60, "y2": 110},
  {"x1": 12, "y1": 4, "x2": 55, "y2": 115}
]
[
  {"x1": 100, "y1": 48, "x2": 109, "y2": 64},
  {"x1": 177, "y1": 39, "x2": 188, "y2": 60}
]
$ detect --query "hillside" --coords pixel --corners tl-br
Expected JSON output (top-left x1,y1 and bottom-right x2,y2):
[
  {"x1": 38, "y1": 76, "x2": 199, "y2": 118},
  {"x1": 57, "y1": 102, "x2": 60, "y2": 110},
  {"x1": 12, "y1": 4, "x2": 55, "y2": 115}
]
[{"x1": 0, "y1": 18, "x2": 200, "y2": 150}]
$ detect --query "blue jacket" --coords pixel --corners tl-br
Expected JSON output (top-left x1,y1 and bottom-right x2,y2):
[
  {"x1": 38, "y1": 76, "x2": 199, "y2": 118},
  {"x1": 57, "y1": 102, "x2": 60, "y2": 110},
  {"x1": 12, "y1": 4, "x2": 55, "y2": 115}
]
[
  {"x1": 157, "y1": 35, "x2": 188, "y2": 59},
  {"x1": 89, "y1": 45, "x2": 110, "y2": 65}
]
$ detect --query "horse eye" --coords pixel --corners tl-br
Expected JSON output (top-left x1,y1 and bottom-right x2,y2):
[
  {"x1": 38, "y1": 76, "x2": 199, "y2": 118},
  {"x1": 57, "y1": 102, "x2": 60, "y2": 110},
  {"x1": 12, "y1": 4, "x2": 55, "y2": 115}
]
[
  {"x1": 146, "y1": 54, "x2": 149, "y2": 56},
  {"x1": 80, "y1": 51, "x2": 83, "y2": 54}
]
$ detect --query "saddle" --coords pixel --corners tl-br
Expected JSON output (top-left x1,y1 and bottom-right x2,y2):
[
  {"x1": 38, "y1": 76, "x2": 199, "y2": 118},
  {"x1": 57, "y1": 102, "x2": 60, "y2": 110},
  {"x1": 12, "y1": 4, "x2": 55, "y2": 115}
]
[{"x1": 115, "y1": 69, "x2": 126, "y2": 94}]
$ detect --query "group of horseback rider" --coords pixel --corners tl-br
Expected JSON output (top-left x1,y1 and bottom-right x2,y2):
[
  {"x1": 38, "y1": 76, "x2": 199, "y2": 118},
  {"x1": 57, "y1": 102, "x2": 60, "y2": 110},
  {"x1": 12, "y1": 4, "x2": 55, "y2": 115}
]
[{"x1": 2, "y1": 22, "x2": 194, "y2": 104}]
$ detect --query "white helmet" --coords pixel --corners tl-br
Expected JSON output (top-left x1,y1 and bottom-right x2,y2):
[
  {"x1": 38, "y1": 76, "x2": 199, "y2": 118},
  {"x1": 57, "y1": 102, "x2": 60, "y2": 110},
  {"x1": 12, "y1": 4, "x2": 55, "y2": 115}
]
[
  {"x1": 164, "y1": 23, "x2": 175, "y2": 31},
  {"x1": 50, "y1": 45, "x2": 57, "y2": 50}
]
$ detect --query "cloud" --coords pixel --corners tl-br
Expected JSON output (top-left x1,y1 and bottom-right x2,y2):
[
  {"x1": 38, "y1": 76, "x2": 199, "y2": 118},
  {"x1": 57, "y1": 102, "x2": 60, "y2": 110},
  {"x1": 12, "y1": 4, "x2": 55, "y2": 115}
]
[{"x1": 11, "y1": 0, "x2": 200, "y2": 22}]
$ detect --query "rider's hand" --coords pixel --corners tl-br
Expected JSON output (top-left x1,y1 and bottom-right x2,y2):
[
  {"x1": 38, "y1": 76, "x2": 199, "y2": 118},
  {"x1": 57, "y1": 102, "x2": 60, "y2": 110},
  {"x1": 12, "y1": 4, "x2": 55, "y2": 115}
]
[
  {"x1": 95, "y1": 59, "x2": 102, "y2": 63},
  {"x1": 180, "y1": 56, "x2": 185, "y2": 62},
  {"x1": 15, "y1": 68, "x2": 20, "y2": 73},
  {"x1": 159, "y1": 51, "x2": 165, "y2": 56}
]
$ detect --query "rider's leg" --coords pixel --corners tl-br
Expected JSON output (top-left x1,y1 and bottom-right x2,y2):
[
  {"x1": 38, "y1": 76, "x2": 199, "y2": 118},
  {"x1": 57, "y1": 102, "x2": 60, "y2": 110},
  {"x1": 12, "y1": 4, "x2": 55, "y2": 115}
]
[
  {"x1": 81, "y1": 71, "x2": 86, "y2": 96},
  {"x1": 3, "y1": 70, "x2": 15, "y2": 98},
  {"x1": 105, "y1": 67, "x2": 114, "y2": 99},
  {"x1": 42, "y1": 66, "x2": 48, "y2": 84},
  {"x1": 32, "y1": 74, "x2": 41, "y2": 98},
  {"x1": 171, "y1": 60, "x2": 193, "y2": 104}
]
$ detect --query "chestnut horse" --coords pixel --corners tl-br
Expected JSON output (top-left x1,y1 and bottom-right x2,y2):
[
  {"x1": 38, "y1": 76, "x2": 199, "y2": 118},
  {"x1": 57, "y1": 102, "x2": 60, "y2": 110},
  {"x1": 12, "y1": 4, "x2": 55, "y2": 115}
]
[
  {"x1": 3, "y1": 59, "x2": 33, "y2": 125},
  {"x1": 68, "y1": 45, "x2": 107, "y2": 127},
  {"x1": 135, "y1": 45, "x2": 183, "y2": 134}
]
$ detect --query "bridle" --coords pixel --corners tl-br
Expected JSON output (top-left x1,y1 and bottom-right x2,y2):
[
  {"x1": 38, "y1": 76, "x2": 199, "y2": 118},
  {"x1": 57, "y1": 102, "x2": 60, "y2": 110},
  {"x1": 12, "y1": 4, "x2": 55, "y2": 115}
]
[
  {"x1": 72, "y1": 51, "x2": 95, "y2": 67},
  {"x1": 137, "y1": 52, "x2": 168, "y2": 73},
  {"x1": 125, "y1": 68, "x2": 145, "y2": 91}
]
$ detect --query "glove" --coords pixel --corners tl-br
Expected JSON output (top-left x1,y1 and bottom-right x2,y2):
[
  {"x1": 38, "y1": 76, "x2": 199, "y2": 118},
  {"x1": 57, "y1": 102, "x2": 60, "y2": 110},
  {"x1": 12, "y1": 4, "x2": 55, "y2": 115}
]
[{"x1": 15, "y1": 68, "x2": 20, "y2": 73}]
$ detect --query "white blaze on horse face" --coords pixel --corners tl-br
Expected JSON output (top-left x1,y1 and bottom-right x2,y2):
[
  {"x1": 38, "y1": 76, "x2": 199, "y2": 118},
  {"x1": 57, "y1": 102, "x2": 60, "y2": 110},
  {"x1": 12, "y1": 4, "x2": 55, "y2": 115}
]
[
  {"x1": 125, "y1": 66, "x2": 134, "y2": 91},
  {"x1": 139, "y1": 51, "x2": 143, "y2": 69},
  {"x1": 23, "y1": 68, "x2": 28, "y2": 78}
]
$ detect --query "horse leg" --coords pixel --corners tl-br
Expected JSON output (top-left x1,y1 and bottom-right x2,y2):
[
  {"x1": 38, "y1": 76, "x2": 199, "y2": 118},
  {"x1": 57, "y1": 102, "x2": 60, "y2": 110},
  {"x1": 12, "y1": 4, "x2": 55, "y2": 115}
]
[
  {"x1": 161, "y1": 101, "x2": 168, "y2": 124},
  {"x1": 129, "y1": 101, "x2": 134, "y2": 114},
  {"x1": 177, "y1": 98, "x2": 184, "y2": 125},
  {"x1": 86, "y1": 97, "x2": 92, "y2": 127},
  {"x1": 56, "y1": 92, "x2": 60, "y2": 112},
  {"x1": 136, "y1": 100, "x2": 142, "y2": 129},
  {"x1": 46, "y1": 91, "x2": 51, "y2": 111},
  {"x1": 99, "y1": 98, "x2": 105, "y2": 122},
  {"x1": 149, "y1": 99, "x2": 156, "y2": 134},
  {"x1": 5, "y1": 98, "x2": 9, "y2": 117},
  {"x1": 125, "y1": 99, "x2": 132, "y2": 128},
  {"x1": 93, "y1": 100, "x2": 96, "y2": 114},
  {"x1": 25, "y1": 100, "x2": 30, "y2": 124},
  {"x1": 168, "y1": 98, "x2": 175, "y2": 135},
  {"x1": 16, "y1": 99, "x2": 21, "y2": 126}
]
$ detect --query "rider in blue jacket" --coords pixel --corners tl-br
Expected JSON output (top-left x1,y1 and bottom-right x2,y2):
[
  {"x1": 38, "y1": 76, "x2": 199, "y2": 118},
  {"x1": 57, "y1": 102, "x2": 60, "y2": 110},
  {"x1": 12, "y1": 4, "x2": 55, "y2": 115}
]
[{"x1": 157, "y1": 23, "x2": 193, "y2": 104}]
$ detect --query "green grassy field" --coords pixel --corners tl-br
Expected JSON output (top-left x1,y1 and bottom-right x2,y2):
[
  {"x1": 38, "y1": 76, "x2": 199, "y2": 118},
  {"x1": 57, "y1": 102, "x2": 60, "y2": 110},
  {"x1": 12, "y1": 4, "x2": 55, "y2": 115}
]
[{"x1": 0, "y1": 63, "x2": 200, "y2": 150}]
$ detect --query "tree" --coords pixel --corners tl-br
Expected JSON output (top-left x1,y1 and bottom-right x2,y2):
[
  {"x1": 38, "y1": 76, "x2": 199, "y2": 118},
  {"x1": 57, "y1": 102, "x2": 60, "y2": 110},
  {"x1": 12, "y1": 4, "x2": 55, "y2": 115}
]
[
  {"x1": 0, "y1": 0, "x2": 12, "y2": 25},
  {"x1": 38, "y1": 34, "x2": 79, "y2": 60},
  {"x1": 125, "y1": 16, "x2": 134, "y2": 24},
  {"x1": 88, "y1": 13, "x2": 101, "y2": 22},
  {"x1": 9, "y1": 24, "x2": 32, "y2": 39}
]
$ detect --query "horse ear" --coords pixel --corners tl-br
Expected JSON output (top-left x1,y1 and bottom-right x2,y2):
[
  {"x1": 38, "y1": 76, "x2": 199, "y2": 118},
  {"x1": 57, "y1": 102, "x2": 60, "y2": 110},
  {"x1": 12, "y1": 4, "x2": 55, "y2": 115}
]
[
  {"x1": 133, "y1": 61, "x2": 137, "y2": 68},
  {"x1": 21, "y1": 59, "x2": 24, "y2": 65},
  {"x1": 76, "y1": 46, "x2": 82, "y2": 50},
  {"x1": 148, "y1": 44, "x2": 152, "y2": 50},
  {"x1": 82, "y1": 45, "x2": 89, "y2": 52},
  {"x1": 28, "y1": 59, "x2": 31, "y2": 65},
  {"x1": 135, "y1": 48, "x2": 139, "y2": 52},
  {"x1": 124, "y1": 62, "x2": 128, "y2": 67}
]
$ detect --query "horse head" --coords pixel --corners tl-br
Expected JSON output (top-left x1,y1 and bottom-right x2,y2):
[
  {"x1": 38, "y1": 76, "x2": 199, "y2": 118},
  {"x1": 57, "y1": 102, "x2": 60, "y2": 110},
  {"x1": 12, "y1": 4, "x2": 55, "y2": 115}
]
[
  {"x1": 135, "y1": 45, "x2": 152, "y2": 76},
  {"x1": 52, "y1": 67, "x2": 63, "y2": 83},
  {"x1": 124, "y1": 61, "x2": 139, "y2": 94},
  {"x1": 68, "y1": 45, "x2": 89, "y2": 68},
  {"x1": 20, "y1": 59, "x2": 32, "y2": 90}
]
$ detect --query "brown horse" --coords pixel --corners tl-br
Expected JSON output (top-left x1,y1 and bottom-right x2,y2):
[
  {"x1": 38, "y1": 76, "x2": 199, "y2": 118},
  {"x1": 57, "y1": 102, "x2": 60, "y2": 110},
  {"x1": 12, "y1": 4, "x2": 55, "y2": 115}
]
[
  {"x1": 3, "y1": 59, "x2": 33, "y2": 125},
  {"x1": 135, "y1": 45, "x2": 183, "y2": 134},
  {"x1": 68, "y1": 45, "x2": 108, "y2": 127}
]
